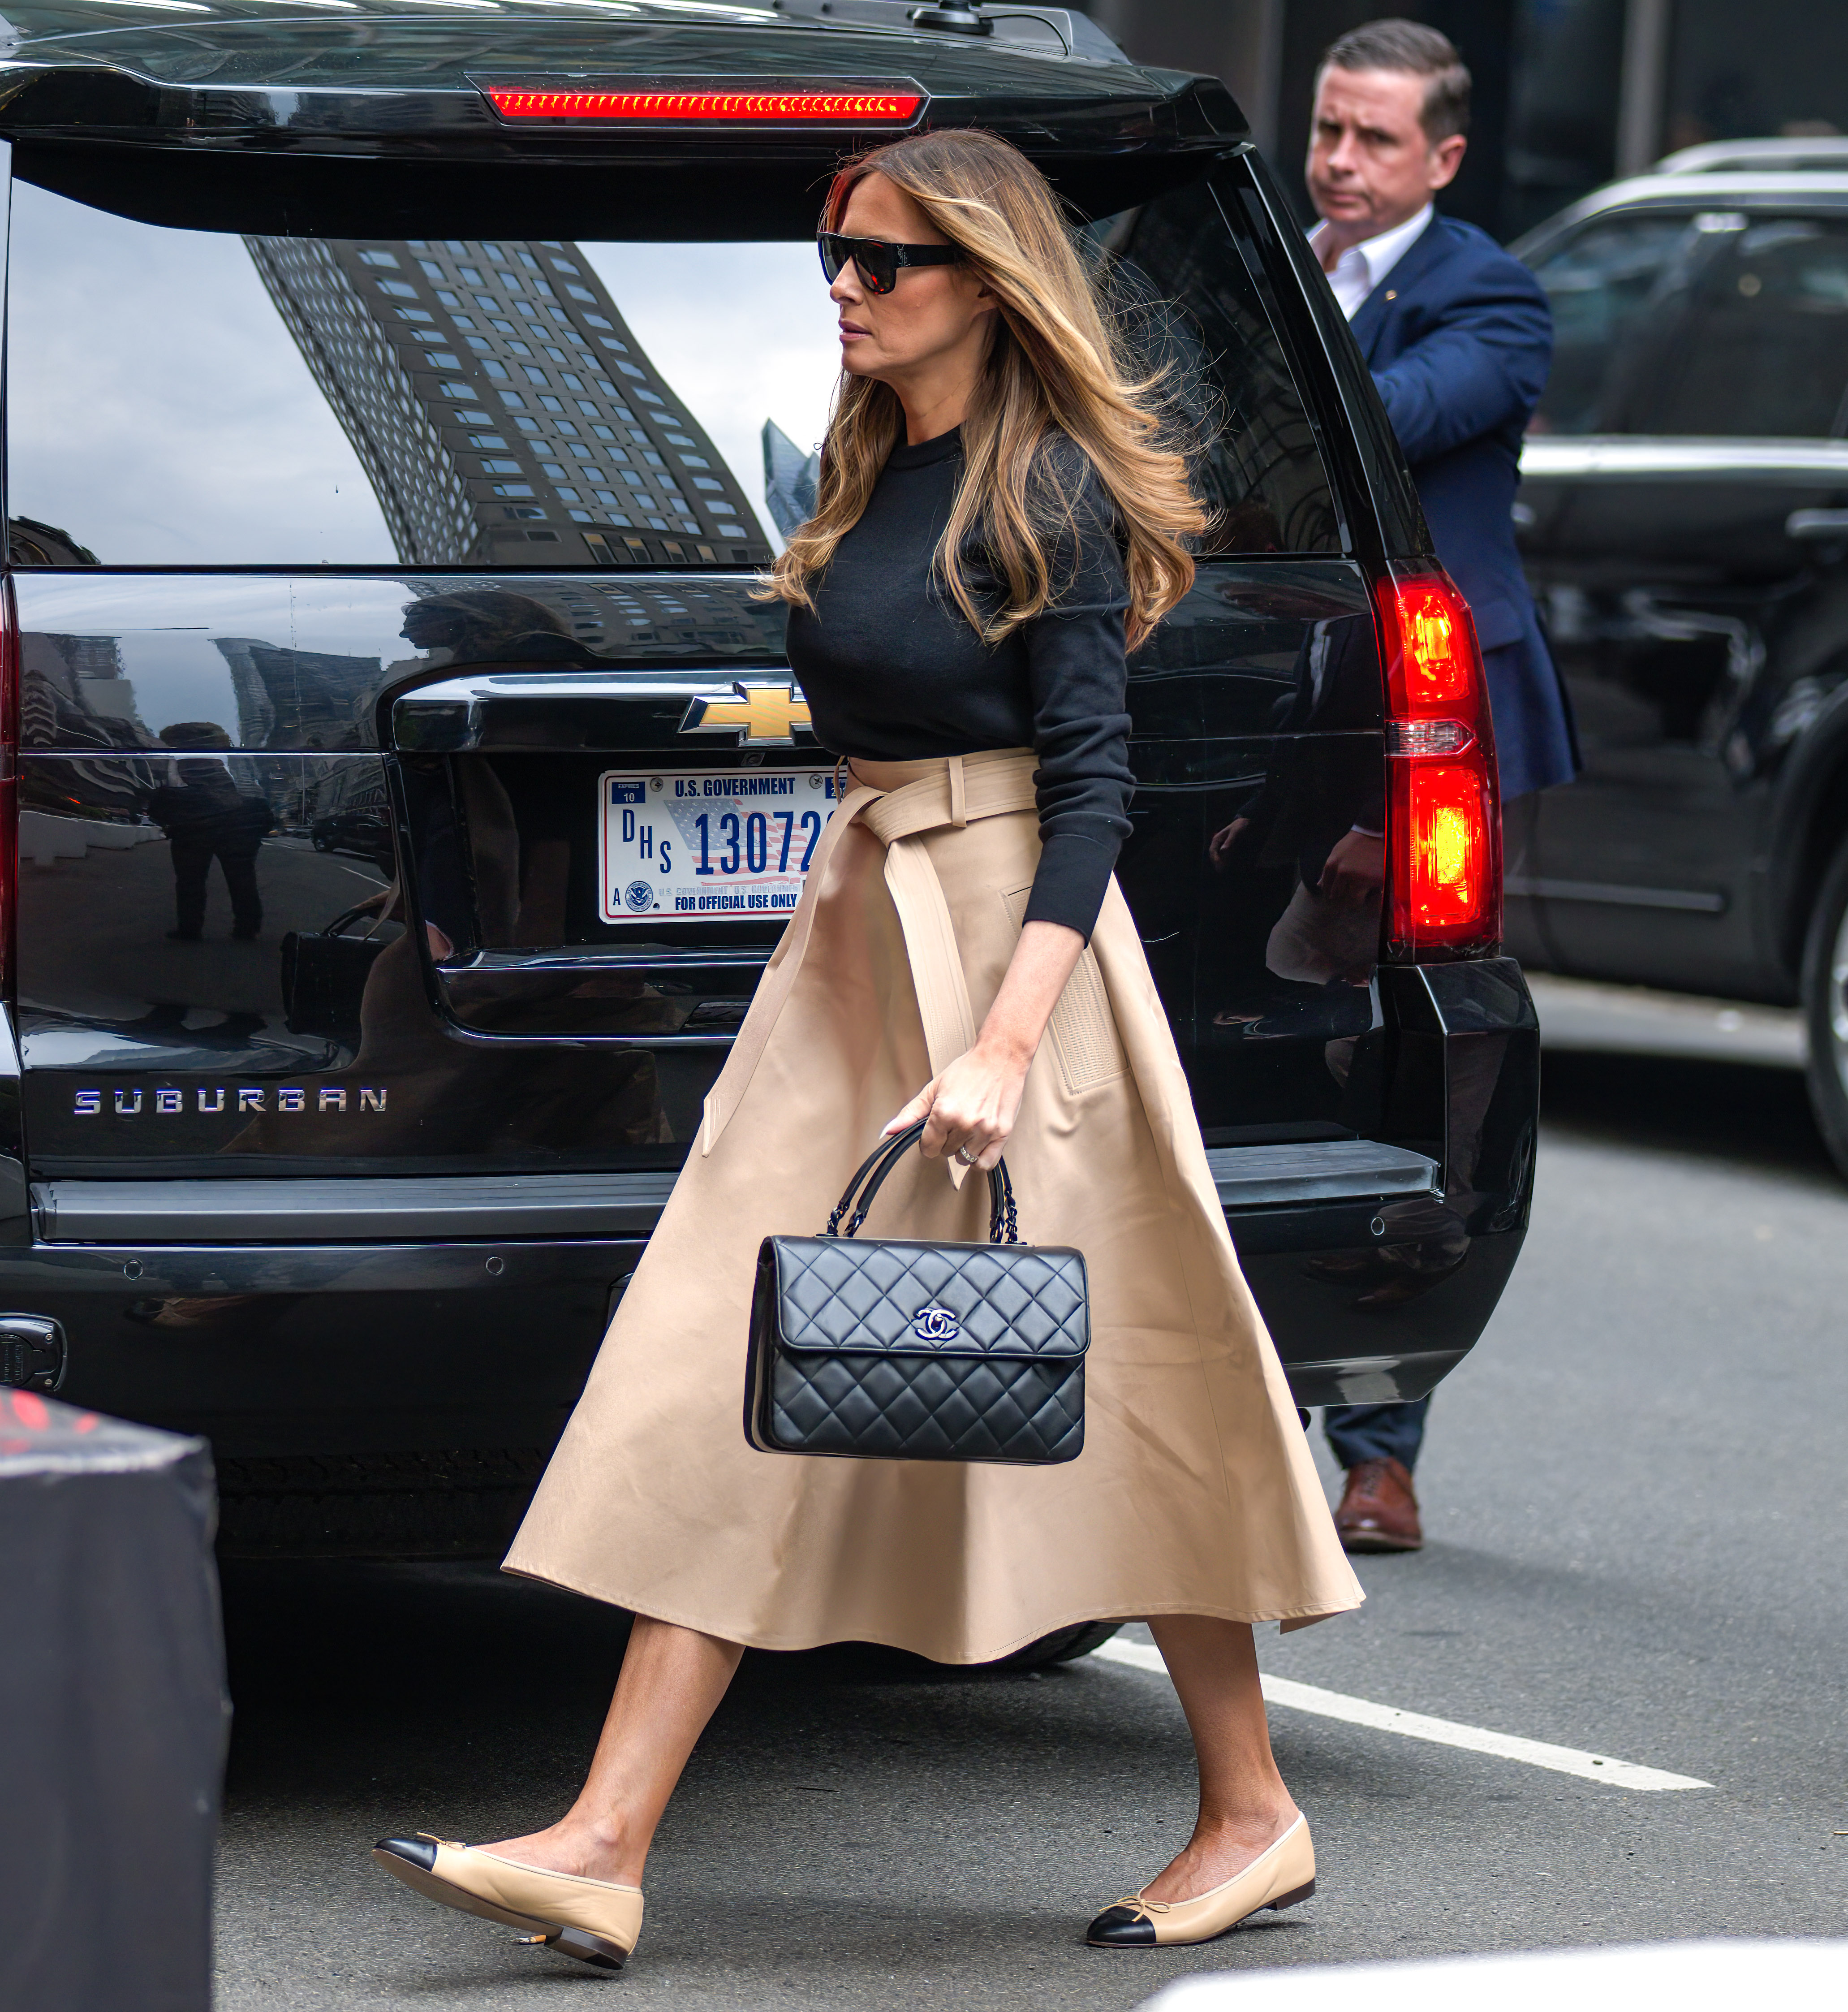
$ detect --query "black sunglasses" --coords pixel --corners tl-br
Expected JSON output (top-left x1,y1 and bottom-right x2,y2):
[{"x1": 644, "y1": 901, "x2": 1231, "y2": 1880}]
[{"x1": 818, "y1": 232, "x2": 962, "y2": 296}]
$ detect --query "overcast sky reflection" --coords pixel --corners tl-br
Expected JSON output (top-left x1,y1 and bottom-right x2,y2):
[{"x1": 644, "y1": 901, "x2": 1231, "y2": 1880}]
[{"x1": 6, "y1": 181, "x2": 840, "y2": 567}]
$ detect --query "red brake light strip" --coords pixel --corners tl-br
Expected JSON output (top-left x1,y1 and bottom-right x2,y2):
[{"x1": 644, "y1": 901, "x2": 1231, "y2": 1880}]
[{"x1": 486, "y1": 87, "x2": 923, "y2": 122}]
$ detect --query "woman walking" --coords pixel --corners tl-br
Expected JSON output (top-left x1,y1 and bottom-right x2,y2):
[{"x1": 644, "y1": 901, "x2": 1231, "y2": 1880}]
[{"x1": 372, "y1": 127, "x2": 1360, "y2": 1970}]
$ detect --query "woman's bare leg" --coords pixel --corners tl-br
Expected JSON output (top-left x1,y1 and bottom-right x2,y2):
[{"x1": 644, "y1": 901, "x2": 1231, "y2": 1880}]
[
  {"x1": 484, "y1": 1615, "x2": 743, "y2": 1887},
  {"x1": 1137, "y1": 1615, "x2": 1299, "y2": 1903}
]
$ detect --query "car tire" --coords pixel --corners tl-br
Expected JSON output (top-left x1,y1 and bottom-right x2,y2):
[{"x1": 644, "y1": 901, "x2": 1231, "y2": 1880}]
[
  {"x1": 977, "y1": 1621, "x2": 1123, "y2": 1673},
  {"x1": 1801, "y1": 829, "x2": 1848, "y2": 1182}
]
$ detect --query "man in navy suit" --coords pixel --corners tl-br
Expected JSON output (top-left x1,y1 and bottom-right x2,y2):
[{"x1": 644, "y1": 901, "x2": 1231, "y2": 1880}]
[{"x1": 1306, "y1": 20, "x2": 1576, "y2": 1554}]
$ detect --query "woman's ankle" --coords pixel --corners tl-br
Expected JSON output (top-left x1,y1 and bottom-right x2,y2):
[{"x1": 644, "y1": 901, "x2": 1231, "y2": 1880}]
[
  {"x1": 1137, "y1": 1802, "x2": 1301, "y2": 1903},
  {"x1": 1192, "y1": 1800, "x2": 1299, "y2": 1852},
  {"x1": 559, "y1": 1813, "x2": 648, "y2": 1885},
  {"x1": 495, "y1": 1811, "x2": 649, "y2": 1886}
]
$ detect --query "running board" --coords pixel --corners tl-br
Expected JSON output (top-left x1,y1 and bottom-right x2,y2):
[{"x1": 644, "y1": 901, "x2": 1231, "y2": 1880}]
[{"x1": 1206, "y1": 1140, "x2": 1440, "y2": 1210}]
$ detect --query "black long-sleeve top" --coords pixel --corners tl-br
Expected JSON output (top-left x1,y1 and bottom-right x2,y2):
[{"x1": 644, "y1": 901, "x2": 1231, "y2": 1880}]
[{"x1": 785, "y1": 427, "x2": 1134, "y2": 941}]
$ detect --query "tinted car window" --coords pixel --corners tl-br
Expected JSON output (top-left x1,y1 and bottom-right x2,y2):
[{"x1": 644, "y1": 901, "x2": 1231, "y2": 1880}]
[
  {"x1": 1088, "y1": 178, "x2": 1338, "y2": 553},
  {"x1": 1526, "y1": 212, "x2": 1697, "y2": 434},
  {"x1": 7, "y1": 169, "x2": 1335, "y2": 568},
  {"x1": 1646, "y1": 216, "x2": 1848, "y2": 436}
]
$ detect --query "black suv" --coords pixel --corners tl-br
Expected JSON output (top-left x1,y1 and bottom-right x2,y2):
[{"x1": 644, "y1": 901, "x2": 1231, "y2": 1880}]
[
  {"x1": 1512, "y1": 138, "x2": 1848, "y2": 1176},
  {"x1": 0, "y1": 1, "x2": 1538, "y2": 1586}
]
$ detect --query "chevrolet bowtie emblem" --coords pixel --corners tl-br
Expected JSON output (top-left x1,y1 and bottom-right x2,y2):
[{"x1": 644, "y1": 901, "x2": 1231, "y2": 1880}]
[{"x1": 681, "y1": 679, "x2": 813, "y2": 747}]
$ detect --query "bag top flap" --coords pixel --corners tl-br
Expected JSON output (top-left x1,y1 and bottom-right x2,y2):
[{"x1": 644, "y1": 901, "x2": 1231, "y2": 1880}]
[{"x1": 766, "y1": 1234, "x2": 1088, "y2": 1360}]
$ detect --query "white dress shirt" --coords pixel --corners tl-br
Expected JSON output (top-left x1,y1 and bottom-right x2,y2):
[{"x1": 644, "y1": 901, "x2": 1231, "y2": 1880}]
[{"x1": 1309, "y1": 203, "x2": 1434, "y2": 320}]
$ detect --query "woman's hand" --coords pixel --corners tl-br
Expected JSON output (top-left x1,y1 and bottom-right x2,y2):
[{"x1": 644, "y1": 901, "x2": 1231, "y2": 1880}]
[
  {"x1": 883, "y1": 1036, "x2": 1032, "y2": 1173},
  {"x1": 881, "y1": 919, "x2": 1086, "y2": 1172}
]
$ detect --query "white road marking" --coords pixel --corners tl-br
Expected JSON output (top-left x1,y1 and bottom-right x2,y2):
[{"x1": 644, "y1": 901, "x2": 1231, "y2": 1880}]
[{"x1": 1090, "y1": 1637, "x2": 1711, "y2": 1792}]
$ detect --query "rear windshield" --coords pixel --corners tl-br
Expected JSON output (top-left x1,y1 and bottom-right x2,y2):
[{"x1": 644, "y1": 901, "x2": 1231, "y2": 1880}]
[{"x1": 5, "y1": 165, "x2": 1337, "y2": 568}]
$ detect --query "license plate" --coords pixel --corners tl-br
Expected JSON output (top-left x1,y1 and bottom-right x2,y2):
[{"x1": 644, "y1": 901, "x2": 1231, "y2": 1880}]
[{"x1": 598, "y1": 767, "x2": 840, "y2": 924}]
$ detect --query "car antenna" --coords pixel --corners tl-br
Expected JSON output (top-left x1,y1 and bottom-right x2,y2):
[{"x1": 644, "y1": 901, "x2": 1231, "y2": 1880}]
[{"x1": 912, "y1": 3, "x2": 993, "y2": 35}]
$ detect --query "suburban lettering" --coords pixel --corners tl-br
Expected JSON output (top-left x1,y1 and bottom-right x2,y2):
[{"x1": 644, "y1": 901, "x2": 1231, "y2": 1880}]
[{"x1": 70, "y1": 1084, "x2": 391, "y2": 1117}]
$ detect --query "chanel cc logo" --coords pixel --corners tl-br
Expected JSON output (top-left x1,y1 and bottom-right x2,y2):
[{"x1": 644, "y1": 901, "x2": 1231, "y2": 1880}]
[{"x1": 911, "y1": 1304, "x2": 961, "y2": 1341}]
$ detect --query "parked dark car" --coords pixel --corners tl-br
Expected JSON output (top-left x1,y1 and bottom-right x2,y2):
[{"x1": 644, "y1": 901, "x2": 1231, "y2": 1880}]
[
  {"x1": 0, "y1": 1, "x2": 1538, "y2": 1624},
  {"x1": 1511, "y1": 139, "x2": 1848, "y2": 1176},
  {"x1": 311, "y1": 801, "x2": 395, "y2": 873}
]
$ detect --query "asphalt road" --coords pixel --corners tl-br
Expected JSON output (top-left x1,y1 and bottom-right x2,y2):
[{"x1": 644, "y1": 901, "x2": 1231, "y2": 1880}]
[{"x1": 213, "y1": 979, "x2": 1848, "y2": 2008}]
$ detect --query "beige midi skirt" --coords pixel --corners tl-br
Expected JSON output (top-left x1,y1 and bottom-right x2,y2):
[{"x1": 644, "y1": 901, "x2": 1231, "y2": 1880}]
[{"x1": 505, "y1": 750, "x2": 1362, "y2": 1661}]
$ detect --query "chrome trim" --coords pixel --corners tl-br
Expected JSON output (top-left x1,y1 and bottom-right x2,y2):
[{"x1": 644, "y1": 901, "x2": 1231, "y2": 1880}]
[
  {"x1": 1787, "y1": 508, "x2": 1848, "y2": 539},
  {"x1": 448, "y1": 945, "x2": 773, "y2": 974},
  {"x1": 1521, "y1": 437, "x2": 1848, "y2": 482},
  {"x1": 1507, "y1": 873, "x2": 1727, "y2": 915},
  {"x1": 392, "y1": 669, "x2": 806, "y2": 753},
  {"x1": 405, "y1": 672, "x2": 759, "y2": 702}
]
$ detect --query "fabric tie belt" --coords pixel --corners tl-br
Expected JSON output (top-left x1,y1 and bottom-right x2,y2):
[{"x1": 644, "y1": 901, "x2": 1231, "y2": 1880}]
[{"x1": 700, "y1": 749, "x2": 1039, "y2": 1160}]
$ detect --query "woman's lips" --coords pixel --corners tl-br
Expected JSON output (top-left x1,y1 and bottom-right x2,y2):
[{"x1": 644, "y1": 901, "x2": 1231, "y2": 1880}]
[{"x1": 839, "y1": 320, "x2": 869, "y2": 340}]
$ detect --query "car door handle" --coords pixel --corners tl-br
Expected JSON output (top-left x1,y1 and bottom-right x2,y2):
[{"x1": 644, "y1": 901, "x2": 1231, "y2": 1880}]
[{"x1": 1784, "y1": 508, "x2": 1848, "y2": 539}]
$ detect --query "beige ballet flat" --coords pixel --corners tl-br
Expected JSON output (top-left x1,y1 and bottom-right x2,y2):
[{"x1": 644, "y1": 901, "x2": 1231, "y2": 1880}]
[
  {"x1": 372, "y1": 1832, "x2": 642, "y2": 1970},
  {"x1": 1086, "y1": 1812, "x2": 1315, "y2": 1947}
]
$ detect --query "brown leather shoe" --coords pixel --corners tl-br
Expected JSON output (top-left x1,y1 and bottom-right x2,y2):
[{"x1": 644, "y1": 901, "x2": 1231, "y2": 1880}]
[{"x1": 1334, "y1": 1457, "x2": 1423, "y2": 1552}]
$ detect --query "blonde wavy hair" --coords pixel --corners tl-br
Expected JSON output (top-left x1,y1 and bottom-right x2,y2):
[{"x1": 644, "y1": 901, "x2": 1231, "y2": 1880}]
[{"x1": 760, "y1": 128, "x2": 1205, "y2": 651}]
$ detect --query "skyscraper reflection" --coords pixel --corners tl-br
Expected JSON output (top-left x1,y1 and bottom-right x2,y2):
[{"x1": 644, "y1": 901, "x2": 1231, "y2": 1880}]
[{"x1": 245, "y1": 235, "x2": 771, "y2": 569}]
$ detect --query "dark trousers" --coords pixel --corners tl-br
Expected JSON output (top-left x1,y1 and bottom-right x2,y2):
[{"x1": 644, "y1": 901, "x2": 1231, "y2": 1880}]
[
  {"x1": 170, "y1": 843, "x2": 261, "y2": 937},
  {"x1": 1324, "y1": 1399, "x2": 1430, "y2": 1472}
]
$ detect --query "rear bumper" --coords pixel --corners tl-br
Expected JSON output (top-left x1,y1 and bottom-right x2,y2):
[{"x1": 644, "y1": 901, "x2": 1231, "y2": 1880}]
[
  {"x1": 4, "y1": 958, "x2": 1538, "y2": 1549},
  {"x1": 11, "y1": 1233, "x2": 637, "y2": 1557}
]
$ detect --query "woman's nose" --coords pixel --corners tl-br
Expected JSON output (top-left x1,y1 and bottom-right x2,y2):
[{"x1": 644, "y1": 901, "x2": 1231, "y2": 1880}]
[{"x1": 829, "y1": 268, "x2": 861, "y2": 306}]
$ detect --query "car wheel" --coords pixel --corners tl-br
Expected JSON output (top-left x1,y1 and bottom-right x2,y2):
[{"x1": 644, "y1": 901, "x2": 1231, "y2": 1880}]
[
  {"x1": 1801, "y1": 829, "x2": 1848, "y2": 1182},
  {"x1": 978, "y1": 1621, "x2": 1123, "y2": 1673}
]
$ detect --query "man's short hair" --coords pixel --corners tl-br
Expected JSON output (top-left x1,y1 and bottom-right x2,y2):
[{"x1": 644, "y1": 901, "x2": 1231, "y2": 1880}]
[{"x1": 1321, "y1": 18, "x2": 1471, "y2": 144}]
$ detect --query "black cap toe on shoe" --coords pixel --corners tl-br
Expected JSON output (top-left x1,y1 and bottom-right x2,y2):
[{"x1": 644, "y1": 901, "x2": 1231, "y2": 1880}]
[
  {"x1": 1086, "y1": 1905, "x2": 1157, "y2": 1947},
  {"x1": 373, "y1": 1836, "x2": 439, "y2": 1873}
]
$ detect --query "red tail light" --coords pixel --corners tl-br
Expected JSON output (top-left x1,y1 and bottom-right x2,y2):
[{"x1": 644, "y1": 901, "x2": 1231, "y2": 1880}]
[
  {"x1": 1378, "y1": 568, "x2": 1502, "y2": 960},
  {"x1": 483, "y1": 85, "x2": 925, "y2": 124}
]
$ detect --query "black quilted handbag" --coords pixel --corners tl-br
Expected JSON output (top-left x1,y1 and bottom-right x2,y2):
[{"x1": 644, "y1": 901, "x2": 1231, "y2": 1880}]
[
  {"x1": 279, "y1": 904, "x2": 388, "y2": 1036},
  {"x1": 744, "y1": 1122, "x2": 1089, "y2": 1465}
]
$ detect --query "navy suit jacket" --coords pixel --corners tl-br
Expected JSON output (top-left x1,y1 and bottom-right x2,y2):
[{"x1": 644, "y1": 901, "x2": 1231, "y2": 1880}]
[{"x1": 1351, "y1": 212, "x2": 1577, "y2": 798}]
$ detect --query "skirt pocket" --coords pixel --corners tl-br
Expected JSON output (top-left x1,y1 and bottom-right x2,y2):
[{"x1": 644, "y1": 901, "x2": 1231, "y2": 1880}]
[{"x1": 1003, "y1": 885, "x2": 1129, "y2": 1098}]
